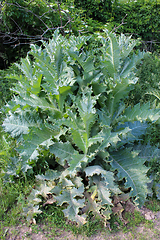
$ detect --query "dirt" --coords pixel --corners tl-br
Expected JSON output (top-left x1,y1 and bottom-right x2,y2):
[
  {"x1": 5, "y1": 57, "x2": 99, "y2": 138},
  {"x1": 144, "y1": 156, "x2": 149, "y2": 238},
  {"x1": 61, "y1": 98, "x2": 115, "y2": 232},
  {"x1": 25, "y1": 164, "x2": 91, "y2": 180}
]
[{"x1": 3, "y1": 207, "x2": 160, "y2": 240}]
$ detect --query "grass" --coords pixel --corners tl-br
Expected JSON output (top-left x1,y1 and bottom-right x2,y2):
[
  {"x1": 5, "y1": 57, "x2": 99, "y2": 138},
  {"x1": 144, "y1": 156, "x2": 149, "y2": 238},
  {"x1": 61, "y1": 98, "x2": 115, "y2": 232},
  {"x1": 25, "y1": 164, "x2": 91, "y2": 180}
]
[
  {"x1": 145, "y1": 198, "x2": 160, "y2": 212},
  {"x1": 0, "y1": 178, "x2": 33, "y2": 229},
  {"x1": 36, "y1": 204, "x2": 105, "y2": 237}
]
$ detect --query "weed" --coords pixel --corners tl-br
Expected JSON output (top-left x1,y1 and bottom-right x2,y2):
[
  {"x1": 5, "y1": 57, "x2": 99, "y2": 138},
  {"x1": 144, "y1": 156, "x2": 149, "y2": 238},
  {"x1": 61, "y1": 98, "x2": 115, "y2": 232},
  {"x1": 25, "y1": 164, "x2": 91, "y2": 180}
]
[
  {"x1": 109, "y1": 214, "x2": 124, "y2": 232},
  {"x1": 35, "y1": 204, "x2": 106, "y2": 237},
  {"x1": 124, "y1": 210, "x2": 146, "y2": 229},
  {"x1": 145, "y1": 199, "x2": 160, "y2": 212}
]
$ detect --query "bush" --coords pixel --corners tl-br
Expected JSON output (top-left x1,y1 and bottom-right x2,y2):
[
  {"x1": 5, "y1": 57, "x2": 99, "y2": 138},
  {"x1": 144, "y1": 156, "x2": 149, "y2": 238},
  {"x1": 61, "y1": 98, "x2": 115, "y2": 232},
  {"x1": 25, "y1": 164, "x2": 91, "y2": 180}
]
[
  {"x1": 111, "y1": 0, "x2": 160, "y2": 52},
  {"x1": 74, "y1": 0, "x2": 113, "y2": 22},
  {"x1": 2, "y1": 30, "x2": 160, "y2": 224},
  {"x1": 74, "y1": 0, "x2": 160, "y2": 52},
  {"x1": 1, "y1": 0, "x2": 160, "y2": 69}
]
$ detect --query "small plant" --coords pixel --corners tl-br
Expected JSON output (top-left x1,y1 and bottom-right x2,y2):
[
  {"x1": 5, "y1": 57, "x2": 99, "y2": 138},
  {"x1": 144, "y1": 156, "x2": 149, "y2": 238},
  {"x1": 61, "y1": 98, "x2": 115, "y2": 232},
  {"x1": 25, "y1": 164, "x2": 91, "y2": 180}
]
[
  {"x1": 124, "y1": 210, "x2": 146, "y2": 229},
  {"x1": 145, "y1": 198, "x2": 160, "y2": 212},
  {"x1": 2, "y1": 30, "x2": 160, "y2": 225}
]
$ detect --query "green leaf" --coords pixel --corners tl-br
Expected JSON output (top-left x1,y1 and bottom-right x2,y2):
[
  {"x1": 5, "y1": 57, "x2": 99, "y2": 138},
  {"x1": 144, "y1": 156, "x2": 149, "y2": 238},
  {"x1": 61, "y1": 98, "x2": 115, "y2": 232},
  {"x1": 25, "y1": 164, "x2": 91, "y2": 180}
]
[
  {"x1": 146, "y1": 88, "x2": 160, "y2": 101},
  {"x1": 120, "y1": 51, "x2": 144, "y2": 78},
  {"x1": 123, "y1": 102, "x2": 160, "y2": 122},
  {"x1": 110, "y1": 148, "x2": 150, "y2": 207},
  {"x1": 107, "y1": 78, "x2": 134, "y2": 116},
  {"x1": 134, "y1": 143, "x2": 160, "y2": 162},
  {"x1": 23, "y1": 204, "x2": 42, "y2": 222},
  {"x1": 55, "y1": 44, "x2": 63, "y2": 78},
  {"x1": 119, "y1": 34, "x2": 138, "y2": 59},
  {"x1": 49, "y1": 142, "x2": 76, "y2": 166},
  {"x1": 116, "y1": 121, "x2": 148, "y2": 144},
  {"x1": 76, "y1": 88, "x2": 97, "y2": 135},
  {"x1": 4, "y1": 156, "x2": 32, "y2": 178},
  {"x1": 99, "y1": 127, "x2": 121, "y2": 151},
  {"x1": 71, "y1": 129, "x2": 86, "y2": 153},
  {"x1": 93, "y1": 175, "x2": 113, "y2": 205},
  {"x1": 2, "y1": 114, "x2": 30, "y2": 137},
  {"x1": 58, "y1": 86, "x2": 71, "y2": 112},
  {"x1": 36, "y1": 169, "x2": 60, "y2": 181},
  {"x1": 85, "y1": 165, "x2": 121, "y2": 197},
  {"x1": 2, "y1": 111, "x2": 43, "y2": 138},
  {"x1": 102, "y1": 31, "x2": 120, "y2": 77},
  {"x1": 69, "y1": 51, "x2": 94, "y2": 73},
  {"x1": 67, "y1": 152, "x2": 88, "y2": 175},
  {"x1": 55, "y1": 186, "x2": 85, "y2": 224},
  {"x1": 85, "y1": 165, "x2": 109, "y2": 178},
  {"x1": 17, "y1": 125, "x2": 58, "y2": 169}
]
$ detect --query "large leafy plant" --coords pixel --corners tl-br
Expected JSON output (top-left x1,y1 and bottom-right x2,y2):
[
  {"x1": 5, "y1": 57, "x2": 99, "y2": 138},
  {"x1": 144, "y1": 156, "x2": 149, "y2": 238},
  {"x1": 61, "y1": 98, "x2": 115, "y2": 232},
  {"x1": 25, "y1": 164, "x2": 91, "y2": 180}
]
[{"x1": 2, "y1": 30, "x2": 160, "y2": 224}]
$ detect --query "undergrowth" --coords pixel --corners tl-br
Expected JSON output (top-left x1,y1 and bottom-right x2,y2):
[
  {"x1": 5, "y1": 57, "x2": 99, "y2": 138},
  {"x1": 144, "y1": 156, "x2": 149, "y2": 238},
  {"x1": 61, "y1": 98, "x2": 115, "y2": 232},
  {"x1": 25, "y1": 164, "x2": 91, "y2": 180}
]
[
  {"x1": 35, "y1": 204, "x2": 105, "y2": 237},
  {"x1": 145, "y1": 198, "x2": 160, "y2": 212},
  {"x1": 0, "y1": 179, "x2": 34, "y2": 225},
  {"x1": 0, "y1": 180, "x2": 159, "y2": 239}
]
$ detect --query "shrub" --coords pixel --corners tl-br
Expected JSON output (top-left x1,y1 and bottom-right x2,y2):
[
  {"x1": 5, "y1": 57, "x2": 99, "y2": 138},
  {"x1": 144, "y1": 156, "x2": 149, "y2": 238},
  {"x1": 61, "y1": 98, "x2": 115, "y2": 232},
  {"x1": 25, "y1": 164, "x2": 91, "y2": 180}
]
[
  {"x1": 74, "y1": 0, "x2": 160, "y2": 52},
  {"x1": 111, "y1": 0, "x2": 160, "y2": 52},
  {"x1": 74, "y1": 0, "x2": 113, "y2": 22},
  {"x1": 2, "y1": 30, "x2": 160, "y2": 224}
]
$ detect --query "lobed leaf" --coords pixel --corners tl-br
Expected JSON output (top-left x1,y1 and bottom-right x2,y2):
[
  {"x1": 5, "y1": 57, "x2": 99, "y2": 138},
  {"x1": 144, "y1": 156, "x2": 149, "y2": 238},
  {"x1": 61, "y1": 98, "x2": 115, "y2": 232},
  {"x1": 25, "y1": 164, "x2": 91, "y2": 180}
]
[
  {"x1": 110, "y1": 148, "x2": 150, "y2": 207},
  {"x1": 55, "y1": 186, "x2": 86, "y2": 224}
]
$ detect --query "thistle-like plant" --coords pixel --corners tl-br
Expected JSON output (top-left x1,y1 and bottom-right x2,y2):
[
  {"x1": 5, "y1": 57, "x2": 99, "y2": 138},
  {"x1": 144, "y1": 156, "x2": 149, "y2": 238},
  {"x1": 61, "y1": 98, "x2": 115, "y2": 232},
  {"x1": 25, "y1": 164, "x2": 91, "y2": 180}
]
[{"x1": 2, "y1": 30, "x2": 160, "y2": 224}]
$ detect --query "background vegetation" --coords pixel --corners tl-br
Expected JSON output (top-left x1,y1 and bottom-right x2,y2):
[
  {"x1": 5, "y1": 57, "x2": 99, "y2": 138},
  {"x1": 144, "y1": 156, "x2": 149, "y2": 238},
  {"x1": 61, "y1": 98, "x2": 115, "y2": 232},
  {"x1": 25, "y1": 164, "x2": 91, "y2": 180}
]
[{"x1": 1, "y1": 0, "x2": 160, "y2": 68}]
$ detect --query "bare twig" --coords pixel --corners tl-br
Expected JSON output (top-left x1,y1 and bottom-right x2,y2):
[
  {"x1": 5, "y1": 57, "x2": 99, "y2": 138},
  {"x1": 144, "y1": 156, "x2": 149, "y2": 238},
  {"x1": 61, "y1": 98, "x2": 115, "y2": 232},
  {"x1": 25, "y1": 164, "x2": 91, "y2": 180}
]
[
  {"x1": 111, "y1": 14, "x2": 128, "y2": 33},
  {"x1": 0, "y1": 0, "x2": 73, "y2": 47}
]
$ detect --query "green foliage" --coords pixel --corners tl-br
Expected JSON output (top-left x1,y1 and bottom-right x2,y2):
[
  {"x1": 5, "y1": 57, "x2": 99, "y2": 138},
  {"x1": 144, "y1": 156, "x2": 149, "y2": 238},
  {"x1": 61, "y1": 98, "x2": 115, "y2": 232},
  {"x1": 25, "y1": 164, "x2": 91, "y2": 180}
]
[
  {"x1": 1, "y1": 0, "x2": 60, "y2": 66},
  {"x1": 0, "y1": 130, "x2": 17, "y2": 172},
  {"x1": 74, "y1": 0, "x2": 113, "y2": 22},
  {"x1": 36, "y1": 204, "x2": 105, "y2": 237},
  {"x1": 1, "y1": 0, "x2": 160, "y2": 69},
  {"x1": 0, "y1": 65, "x2": 21, "y2": 173},
  {"x1": 129, "y1": 54, "x2": 160, "y2": 105},
  {"x1": 123, "y1": 210, "x2": 146, "y2": 229},
  {"x1": 109, "y1": 210, "x2": 146, "y2": 232},
  {"x1": 0, "y1": 65, "x2": 19, "y2": 111},
  {"x1": 0, "y1": 0, "x2": 103, "y2": 67},
  {"x1": 75, "y1": 0, "x2": 160, "y2": 52},
  {"x1": 134, "y1": 143, "x2": 160, "y2": 200},
  {"x1": 111, "y1": 0, "x2": 160, "y2": 52},
  {"x1": 2, "y1": 30, "x2": 160, "y2": 224},
  {"x1": 2, "y1": 0, "x2": 61, "y2": 36}
]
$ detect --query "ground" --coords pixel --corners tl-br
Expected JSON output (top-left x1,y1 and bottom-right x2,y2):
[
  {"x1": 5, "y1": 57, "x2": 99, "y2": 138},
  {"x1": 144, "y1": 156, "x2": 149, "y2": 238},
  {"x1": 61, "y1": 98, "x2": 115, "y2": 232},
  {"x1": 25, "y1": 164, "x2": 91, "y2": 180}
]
[{"x1": 3, "y1": 206, "x2": 160, "y2": 240}]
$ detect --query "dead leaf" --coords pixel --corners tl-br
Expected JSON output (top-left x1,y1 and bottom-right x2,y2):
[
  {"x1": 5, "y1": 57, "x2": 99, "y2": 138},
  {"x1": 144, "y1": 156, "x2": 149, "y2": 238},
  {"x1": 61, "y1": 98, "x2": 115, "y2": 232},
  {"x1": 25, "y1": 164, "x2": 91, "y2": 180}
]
[
  {"x1": 43, "y1": 197, "x2": 56, "y2": 207},
  {"x1": 112, "y1": 202, "x2": 124, "y2": 215}
]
